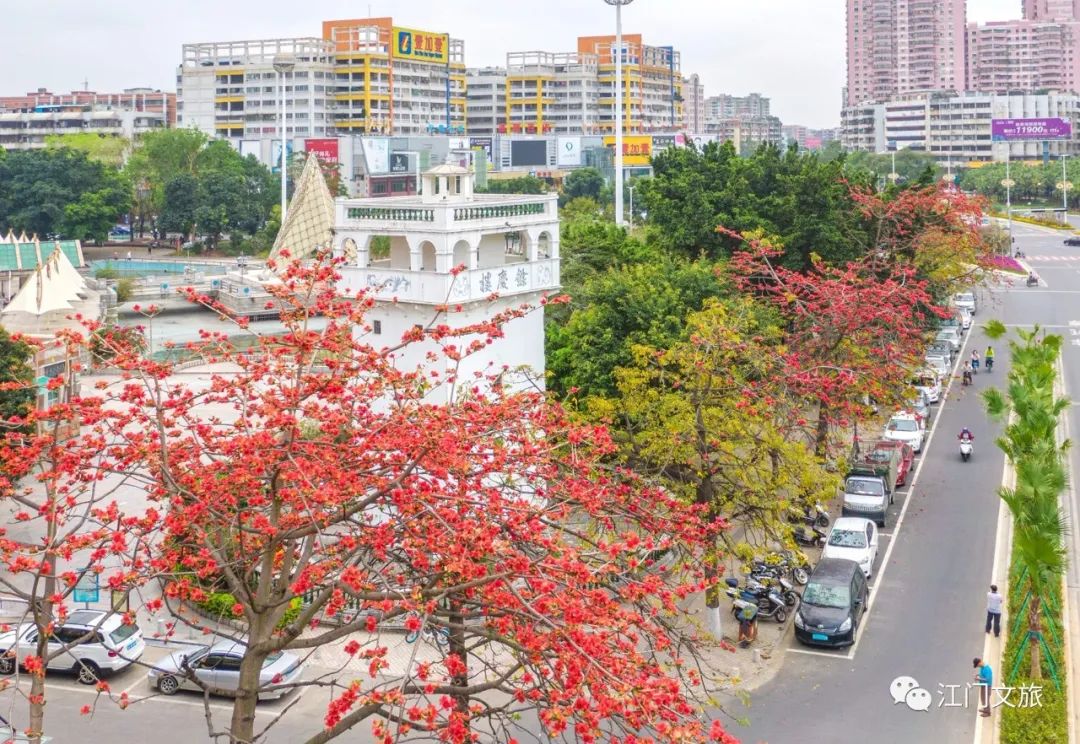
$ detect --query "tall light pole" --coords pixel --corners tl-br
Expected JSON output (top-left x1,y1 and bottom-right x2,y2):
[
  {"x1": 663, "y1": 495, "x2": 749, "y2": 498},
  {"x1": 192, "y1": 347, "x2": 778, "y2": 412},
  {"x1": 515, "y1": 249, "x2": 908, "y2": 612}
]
[
  {"x1": 604, "y1": 0, "x2": 634, "y2": 227},
  {"x1": 628, "y1": 184, "x2": 635, "y2": 226},
  {"x1": 273, "y1": 54, "x2": 296, "y2": 222},
  {"x1": 1060, "y1": 153, "x2": 1072, "y2": 218}
]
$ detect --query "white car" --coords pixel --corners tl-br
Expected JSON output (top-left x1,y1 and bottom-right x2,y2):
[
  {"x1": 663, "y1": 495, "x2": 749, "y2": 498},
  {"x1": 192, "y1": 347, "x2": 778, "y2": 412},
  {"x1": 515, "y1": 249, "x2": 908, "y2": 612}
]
[
  {"x1": 934, "y1": 327, "x2": 962, "y2": 354},
  {"x1": 0, "y1": 610, "x2": 146, "y2": 684},
  {"x1": 822, "y1": 518, "x2": 880, "y2": 579},
  {"x1": 924, "y1": 354, "x2": 950, "y2": 377},
  {"x1": 883, "y1": 412, "x2": 925, "y2": 453},
  {"x1": 958, "y1": 308, "x2": 973, "y2": 331},
  {"x1": 954, "y1": 291, "x2": 977, "y2": 315},
  {"x1": 911, "y1": 370, "x2": 942, "y2": 404}
]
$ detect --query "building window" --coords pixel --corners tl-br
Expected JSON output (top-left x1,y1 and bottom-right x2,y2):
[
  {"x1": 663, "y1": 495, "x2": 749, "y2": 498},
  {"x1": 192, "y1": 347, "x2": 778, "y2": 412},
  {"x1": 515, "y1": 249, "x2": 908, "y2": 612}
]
[{"x1": 372, "y1": 320, "x2": 382, "y2": 335}]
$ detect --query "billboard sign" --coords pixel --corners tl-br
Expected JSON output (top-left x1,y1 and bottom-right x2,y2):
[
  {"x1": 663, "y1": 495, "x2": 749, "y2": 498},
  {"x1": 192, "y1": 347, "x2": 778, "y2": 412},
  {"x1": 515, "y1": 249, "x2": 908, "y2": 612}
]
[
  {"x1": 239, "y1": 140, "x2": 261, "y2": 160},
  {"x1": 360, "y1": 138, "x2": 389, "y2": 173},
  {"x1": 305, "y1": 138, "x2": 340, "y2": 165},
  {"x1": 390, "y1": 153, "x2": 411, "y2": 173},
  {"x1": 511, "y1": 140, "x2": 549, "y2": 167},
  {"x1": 393, "y1": 26, "x2": 450, "y2": 64},
  {"x1": 557, "y1": 136, "x2": 582, "y2": 167},
  {"x1": 469, "y1": 136, "x2": 493, "y2": 160},
  {"x1": 991, "y1": 118, "x2": 1072, "y2": 141},
  {"x1": 603, "y1": 135, "x2": 654, "y2": 166}
]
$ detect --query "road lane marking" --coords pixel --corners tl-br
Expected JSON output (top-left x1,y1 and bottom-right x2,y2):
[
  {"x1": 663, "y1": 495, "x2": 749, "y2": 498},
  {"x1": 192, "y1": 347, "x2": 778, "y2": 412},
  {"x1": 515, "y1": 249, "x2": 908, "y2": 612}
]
[
  {"x1": 843, "y1": 320, "x2": 976, "y2": 661},
  {"x1": 787, "y1": 648, "x2": 848, "y2": 659}
]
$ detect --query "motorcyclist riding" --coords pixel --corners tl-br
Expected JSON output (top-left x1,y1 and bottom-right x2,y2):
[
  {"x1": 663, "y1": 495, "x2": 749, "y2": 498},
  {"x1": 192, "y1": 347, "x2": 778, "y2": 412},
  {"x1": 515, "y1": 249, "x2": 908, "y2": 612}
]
[
  {"x1": 958, "y1": 427, "x2": 974, "y2": 442},
  {"x1": 1027, "y1": 271, "x2": 1039, "y2": 286},
  {"x1": 962, "y1": 361, "x2": 973, "y2": 385}
]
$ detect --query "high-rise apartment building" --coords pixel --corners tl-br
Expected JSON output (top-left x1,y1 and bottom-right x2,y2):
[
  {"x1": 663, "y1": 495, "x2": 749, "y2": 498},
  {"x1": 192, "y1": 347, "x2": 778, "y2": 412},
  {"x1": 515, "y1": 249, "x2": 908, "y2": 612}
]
[
  {"x1": 705, "y1": 93, "x2": 770, "y2": 119},
  {"x1": 966, "y1": 20, "x2": 1080, "y2": 94},
  {"x1": 577, "y1": 34, "x2": 682, "y2": 133},
  {"x1": 1024, "y1": 0, "x2": 1080, "y2": 20},
  {"x1": 322, "y1": 18, "x2": 466, "y2": 135},
  {"x1": 177, "y1": 38, "x2": 336, "y2": 139},
  {"x1": 846, "y1": 0, "x2": 967, "y2": 106},
  {"x1": 464, "y1": 35, "x2": 683, "y2": 136},
  {"x1": 682, "y1": 73, "x2": 705, "y2": 132}
]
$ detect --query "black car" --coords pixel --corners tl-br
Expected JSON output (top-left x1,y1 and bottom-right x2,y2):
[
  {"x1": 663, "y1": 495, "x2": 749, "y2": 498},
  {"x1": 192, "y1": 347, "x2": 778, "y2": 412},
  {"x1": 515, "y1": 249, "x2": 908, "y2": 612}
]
[
  {"x1": 793, "y1": 557, "x2": 869, "y2": 647},
  {"x1": 1065, "y1": 237, "x2": 1080, "y2": 246}
]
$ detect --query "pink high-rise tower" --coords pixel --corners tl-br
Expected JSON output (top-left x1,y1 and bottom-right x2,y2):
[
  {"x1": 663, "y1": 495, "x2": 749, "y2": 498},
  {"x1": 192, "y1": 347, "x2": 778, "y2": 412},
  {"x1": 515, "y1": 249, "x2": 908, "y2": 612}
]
[
  {"x1": 1023, "y1": 0, "x2": 1080, "y2": 20},
  {"x1": 847, "y1": 0, "x2": 967, "y2": 106}
]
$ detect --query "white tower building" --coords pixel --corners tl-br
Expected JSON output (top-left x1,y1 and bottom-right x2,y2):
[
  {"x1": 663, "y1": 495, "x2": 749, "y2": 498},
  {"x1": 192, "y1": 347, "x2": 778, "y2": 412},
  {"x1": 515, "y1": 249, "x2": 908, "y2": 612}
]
[{"x1": 335, "y1": 165, "x2": 560, "y2": 400}]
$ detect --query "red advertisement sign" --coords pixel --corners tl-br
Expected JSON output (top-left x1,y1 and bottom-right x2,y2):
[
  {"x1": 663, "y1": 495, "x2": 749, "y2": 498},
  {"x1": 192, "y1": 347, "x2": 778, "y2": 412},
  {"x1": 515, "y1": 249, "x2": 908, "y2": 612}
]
[{"x1": 304, "y1": 138, "x2": 340, "y2": 165}]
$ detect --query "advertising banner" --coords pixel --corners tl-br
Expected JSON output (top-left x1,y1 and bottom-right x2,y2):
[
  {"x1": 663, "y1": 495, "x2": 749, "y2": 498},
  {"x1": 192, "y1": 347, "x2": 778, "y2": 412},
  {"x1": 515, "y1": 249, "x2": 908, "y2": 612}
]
[
  {"x1": 305, "y1": 138, "x2": 340, "y2": 165},
  {"x1": 392, "y1": 26, "x2": 450, "y2": 64},
  {"x1": 271, "y1": 140, "x2": 293, "y2": 174},
  {"x1": 991, "y1": 118, "x2": 1072, "y2": 141},
  {"x1": 360, "y1": 138, "x2": 389, "y2": 173},
  {"x1": 239, "y1": 140, "x2": 261, "y2": 159},
  {"x1": 469, "y1": 136, "x2": 493, "y2": 160},
  {"x1": 390, "y1": 153, "x2": 411, "y2": 173},
  {"x1": 603, "y1": 135, "x2": 654, "y2": 166},
  {"x1": 557, "y1": 136, "x2": 583, "y2": 167}
]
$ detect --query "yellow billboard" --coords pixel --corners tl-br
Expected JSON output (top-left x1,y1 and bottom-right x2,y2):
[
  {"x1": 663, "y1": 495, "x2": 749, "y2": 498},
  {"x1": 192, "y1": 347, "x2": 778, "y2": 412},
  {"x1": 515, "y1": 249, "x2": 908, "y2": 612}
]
[
  {"x1": 603, "y1": 135, "x2": 654, "y2": 166},
  {"x1": 392, "y1": 26, "x2": 450, "y2": 64}
]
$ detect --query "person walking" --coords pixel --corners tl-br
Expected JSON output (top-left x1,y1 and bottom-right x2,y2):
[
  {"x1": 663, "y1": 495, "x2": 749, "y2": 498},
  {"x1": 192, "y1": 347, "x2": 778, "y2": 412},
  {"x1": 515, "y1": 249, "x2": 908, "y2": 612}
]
[
  {"x1": 973, "y1": 657, "x2": 993, "y2": 716},
  {"x1": 985, "y1": 584, "x2": 1003, "y2": 638}
]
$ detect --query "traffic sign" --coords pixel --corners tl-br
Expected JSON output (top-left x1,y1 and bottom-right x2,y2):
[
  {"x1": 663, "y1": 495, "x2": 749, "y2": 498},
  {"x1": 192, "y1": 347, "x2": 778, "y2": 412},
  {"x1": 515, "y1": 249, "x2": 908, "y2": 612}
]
[
  {"x1": 34, "y1": 375, "x2": 48, "y2": 388},
  {"x1": 1001, "y1": 179, "x2": 1016, "y2": 188},
  {"x1": 73, "y1": 570, "x2": 99, "y2": 605}
]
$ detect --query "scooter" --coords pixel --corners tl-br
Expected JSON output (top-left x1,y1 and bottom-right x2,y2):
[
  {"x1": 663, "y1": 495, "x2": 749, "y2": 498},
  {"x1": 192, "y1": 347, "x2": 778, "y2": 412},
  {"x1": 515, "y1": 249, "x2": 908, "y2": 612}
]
[
  {"x1": 793, "y1": 525, "x2": 827, "y2": 549},
  {"x1": 960, "y1": 437, "x2": 973, "y2": 462},
  {"x1": 725, "y1": 578, "x2": 793, "y2": 623},
  {"x1": 1027, "y1": 275, "x2": 1039, "y2": 287},
  {"x1": 746, "y1": 573, "x2": 802, "y2": 608},
  {"x1": 788, "y1": 503, "x2": 831, "y2": 529},
  {"x1": 750, "y1": 551, "x2": 812, "y2": 586}
]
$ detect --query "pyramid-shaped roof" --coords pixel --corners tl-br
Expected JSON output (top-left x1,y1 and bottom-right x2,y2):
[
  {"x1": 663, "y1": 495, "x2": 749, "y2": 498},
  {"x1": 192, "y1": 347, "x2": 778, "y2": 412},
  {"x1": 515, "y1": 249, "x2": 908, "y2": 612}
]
[
  {"x1": 2, "y1": 247, "x2": 86, "y2": 316},
  {"x1": 270, "y1": 154, "x2": 335, "y2": 264}
]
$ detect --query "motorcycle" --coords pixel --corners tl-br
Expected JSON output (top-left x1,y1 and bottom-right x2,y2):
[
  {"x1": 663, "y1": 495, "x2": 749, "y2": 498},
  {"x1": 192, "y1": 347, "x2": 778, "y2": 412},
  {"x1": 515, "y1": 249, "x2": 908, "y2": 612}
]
[
  {"x1": 750, "y1": 551, "x2": 811, "y2": 585},
  {"x1": 725, "y1": 577, "x2": 793, "y2": 623},
  {"x1": 793, "y1": 525, "x2": 827, "y2": 549},
  {"x1": 959, "y1": 437, "x2": 973, "y2": 462},
  {"x1": 745, "y1": 572, "x2": 802, "y2": 607},
  {"x1": 1027, "y1": 275, "x2": 1039, "y2": 287},
  {"x1": 788, "y1": 503, "x2": 831, "y2": 529}
]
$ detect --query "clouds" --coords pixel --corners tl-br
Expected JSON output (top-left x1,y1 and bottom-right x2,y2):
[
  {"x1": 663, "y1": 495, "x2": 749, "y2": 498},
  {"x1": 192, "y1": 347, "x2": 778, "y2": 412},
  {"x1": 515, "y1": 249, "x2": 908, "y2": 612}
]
[{"x1": 3, "y1": 0, "x2": 1030, "y2": 130}]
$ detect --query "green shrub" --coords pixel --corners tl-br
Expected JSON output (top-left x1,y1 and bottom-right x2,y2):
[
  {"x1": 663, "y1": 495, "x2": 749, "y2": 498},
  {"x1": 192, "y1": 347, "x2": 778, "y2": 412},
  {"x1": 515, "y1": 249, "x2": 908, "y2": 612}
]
[
  {"x1": 1001, "y1": 681, "x2": 1067, "y2": 744},
  {"x1": 195, "y1": 592, "x2": 301, "y2": 630},
  {"x1": 94, "y1": 267, "x2": 119, "y2": 280},
  {"x1": 115, "y1": 277, "x2": 135, "y2": 303}
]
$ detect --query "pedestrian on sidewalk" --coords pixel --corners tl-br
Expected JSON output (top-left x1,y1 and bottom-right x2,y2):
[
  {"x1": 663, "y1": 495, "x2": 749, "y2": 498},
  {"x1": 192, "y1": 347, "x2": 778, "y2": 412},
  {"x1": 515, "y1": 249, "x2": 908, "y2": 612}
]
[
  {"x1": 973, "y1": 657, "x2": 993, "y2": 717},
  {"x1": 737, "y1": 604, "x2": 758, "y2": 648},
  {"x1": 985, "y1": 584, "x2": 1003, "y2": 638}
]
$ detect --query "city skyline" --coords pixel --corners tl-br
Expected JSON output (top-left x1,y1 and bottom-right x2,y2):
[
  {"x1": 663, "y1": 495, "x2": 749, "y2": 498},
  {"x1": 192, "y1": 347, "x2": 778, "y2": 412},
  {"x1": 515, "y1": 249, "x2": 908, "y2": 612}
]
[{"x1": 6, "y1": 0, "x2": 1023, "y2": 130}]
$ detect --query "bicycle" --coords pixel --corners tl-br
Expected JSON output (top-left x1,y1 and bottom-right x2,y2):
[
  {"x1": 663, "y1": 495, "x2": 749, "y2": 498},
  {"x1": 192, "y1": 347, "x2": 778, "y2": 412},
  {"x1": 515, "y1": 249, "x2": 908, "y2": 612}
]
[{"x1": 404, "y1": 614, "x2": 449, "y2": 649}]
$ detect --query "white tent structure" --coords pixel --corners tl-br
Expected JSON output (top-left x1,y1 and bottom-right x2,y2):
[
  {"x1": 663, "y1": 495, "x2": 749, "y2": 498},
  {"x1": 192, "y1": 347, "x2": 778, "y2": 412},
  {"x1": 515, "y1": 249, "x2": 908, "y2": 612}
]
[
  {"x1": 270, "y1": 154, "x2": 335, "y2": 264},
  {"x1": 2, "y1": 247, "x2": 87, "y2": 316}
]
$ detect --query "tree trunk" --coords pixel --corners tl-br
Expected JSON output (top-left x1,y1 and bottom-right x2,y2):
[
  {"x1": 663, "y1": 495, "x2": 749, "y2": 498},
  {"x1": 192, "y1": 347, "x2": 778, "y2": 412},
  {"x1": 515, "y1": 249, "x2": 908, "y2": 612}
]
[
  {"x1": 814, "y1": 401, "x2": 830, "y2": 460},
  {"x1": 447, "y1": 598, "x2": 468, "y2": 716},
  {"x1": 27, "y1": 562, "x2": 56, "y2": 744},
  {"x1": 704, "y1": 548, "x2": 724, "y2": 641},
  {"x1": 229, "y1": 619, "x2": 272, "y2": 744},
  {"x1": 1029, "y1": 594, "x2": 1042, "y2": 680}
]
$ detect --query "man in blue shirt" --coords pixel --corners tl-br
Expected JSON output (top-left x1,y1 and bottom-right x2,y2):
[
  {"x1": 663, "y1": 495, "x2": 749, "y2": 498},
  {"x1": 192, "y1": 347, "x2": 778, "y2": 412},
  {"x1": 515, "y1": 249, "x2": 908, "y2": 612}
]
[{"x1": 973, "y1": 657, "x2": 993, "y2": 716}]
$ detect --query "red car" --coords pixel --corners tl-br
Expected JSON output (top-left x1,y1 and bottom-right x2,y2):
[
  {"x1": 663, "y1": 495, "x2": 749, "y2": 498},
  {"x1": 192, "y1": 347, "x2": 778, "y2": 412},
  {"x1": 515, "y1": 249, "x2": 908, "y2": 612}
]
[{"x1": 872, "y1": 439, "x2": 915, "y2": 486}]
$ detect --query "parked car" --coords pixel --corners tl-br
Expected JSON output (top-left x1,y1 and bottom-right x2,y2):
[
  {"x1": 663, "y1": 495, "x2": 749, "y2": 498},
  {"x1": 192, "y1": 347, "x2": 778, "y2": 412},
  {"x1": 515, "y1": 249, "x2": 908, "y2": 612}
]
[
  {"x1": 841, "y1": 451, "x2": 897, "y2": 527},
  {"x1": 1064, "y1": 236, "x2": 1080, "y2": 246},
  {"x1": 147, "y1": 640, "x2": 303, "y2": 700},
  {"x1": 793, "y1": 557, "x2": 869, "y2": 647},
  {"x1": 911, "y1": 370, "x2": 941, "y2": 404},
  {"x1": 906, "y1": 390, "x2": 933, "y2": 428},
  {"x1": 926, "y1": 340, "x2": 953, "y2": 359},
  {"x1": 883, "y1": 412, "x2": 925, "y2": 453},
  {"x1": 871, "y1": 439, "x2": 915, "y2": 487},
  {"x1": 924, "y1": 353, "x2": 950, "y2": 378},
  {"x1": 958, "y1": 307, "x2": 973, "y2": 331},
  {"x1": 953, "y1": 291, "x2": 977, "y2": 315},
  {"x1": 0, "y1": 610, "x2": 145, "y2": 684},
  {"x1": 934, "y1": 328, "x2": 962, "y2": 355},
  {"x1": 822, "y1": 518, "x2": 880, "y2": 579}
]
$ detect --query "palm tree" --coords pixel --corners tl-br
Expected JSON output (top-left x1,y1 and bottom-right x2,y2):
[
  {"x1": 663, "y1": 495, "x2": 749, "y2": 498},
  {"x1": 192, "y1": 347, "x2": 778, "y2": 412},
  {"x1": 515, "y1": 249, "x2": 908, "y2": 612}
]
[{"x1": 983, "y1": 323, "x2": 1070, "y2": 678}]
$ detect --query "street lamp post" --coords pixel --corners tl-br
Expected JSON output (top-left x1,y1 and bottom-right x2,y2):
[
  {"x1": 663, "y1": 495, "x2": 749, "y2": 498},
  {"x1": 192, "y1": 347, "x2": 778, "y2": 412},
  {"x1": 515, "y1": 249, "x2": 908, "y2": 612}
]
[
  {"x1": 628, "y1": 184, "x2": 635, "y2": 226},
  {"x1": 273, "y1": 54, "x2": 297, "y2": 222},
  {"x1": 1060, "y1": 154, "x2": 1072, "y2": 217},
  {"x1": 604, "y1": 0, "x2": 634, "y2": 227}
]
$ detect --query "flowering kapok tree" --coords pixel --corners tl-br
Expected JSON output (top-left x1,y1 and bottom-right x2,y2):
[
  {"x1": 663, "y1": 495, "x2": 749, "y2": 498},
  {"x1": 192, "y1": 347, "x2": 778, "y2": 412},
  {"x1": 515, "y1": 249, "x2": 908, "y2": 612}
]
[
  {"x1": 0, "y1": 331, "x2": 151, "y2": 743},
  {"x1": 103, "y1": 255, "x2": 729, "y2": 744}
]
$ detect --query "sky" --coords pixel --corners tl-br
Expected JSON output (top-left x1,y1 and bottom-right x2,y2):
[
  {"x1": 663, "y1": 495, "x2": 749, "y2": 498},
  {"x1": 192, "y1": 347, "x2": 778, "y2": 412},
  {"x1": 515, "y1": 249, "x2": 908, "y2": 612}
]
[{"x1": 6, "y1": 0, "x2": 1026, "y2": 130}]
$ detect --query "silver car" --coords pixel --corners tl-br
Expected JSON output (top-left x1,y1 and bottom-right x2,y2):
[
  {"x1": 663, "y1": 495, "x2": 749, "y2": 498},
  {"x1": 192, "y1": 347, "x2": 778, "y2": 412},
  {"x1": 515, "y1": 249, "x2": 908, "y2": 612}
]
[
  {"x1": 934, "y1": 328, "x2": 961, "y2": 354},
  {"x1": 147, "y1": 640, "x2": 303, "y2": 700}
]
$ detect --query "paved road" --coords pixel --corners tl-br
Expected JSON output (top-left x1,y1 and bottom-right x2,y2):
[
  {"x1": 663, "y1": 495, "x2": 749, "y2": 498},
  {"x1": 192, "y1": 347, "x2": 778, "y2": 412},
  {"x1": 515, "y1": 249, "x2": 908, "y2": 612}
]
[{"x1": 723, "y1": 222, "x2": 1071, "y2": 744}]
